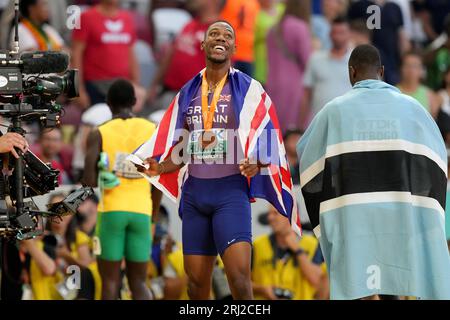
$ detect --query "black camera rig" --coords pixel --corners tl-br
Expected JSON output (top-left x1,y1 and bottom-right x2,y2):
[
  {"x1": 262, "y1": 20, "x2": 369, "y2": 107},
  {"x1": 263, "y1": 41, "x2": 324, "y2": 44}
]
[{"x1": 0, "y1": 0, "x2": 93, "y2": 240}]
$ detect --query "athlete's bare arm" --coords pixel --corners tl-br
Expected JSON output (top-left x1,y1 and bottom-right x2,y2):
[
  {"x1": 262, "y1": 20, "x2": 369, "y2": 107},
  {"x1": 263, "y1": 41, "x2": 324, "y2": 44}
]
[{"x1": 82, "y1": 129, "x2": 101, "y2": 188}]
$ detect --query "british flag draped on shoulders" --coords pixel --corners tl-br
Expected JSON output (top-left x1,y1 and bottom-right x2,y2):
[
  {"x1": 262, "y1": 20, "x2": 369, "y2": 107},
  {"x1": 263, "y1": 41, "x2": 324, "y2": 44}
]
[{"x1": 128, "y1": 67, "x2": 301, "y2": 236}]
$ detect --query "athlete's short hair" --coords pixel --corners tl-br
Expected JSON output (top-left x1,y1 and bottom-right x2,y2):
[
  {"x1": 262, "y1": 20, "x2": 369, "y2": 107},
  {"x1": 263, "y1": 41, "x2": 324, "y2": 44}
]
[
  {"x1": 349, "y1": 44, "x2": 382, "y2": 72},
  {"x1": 106, "y1": 79, "x2": 136, "y2": 111}
]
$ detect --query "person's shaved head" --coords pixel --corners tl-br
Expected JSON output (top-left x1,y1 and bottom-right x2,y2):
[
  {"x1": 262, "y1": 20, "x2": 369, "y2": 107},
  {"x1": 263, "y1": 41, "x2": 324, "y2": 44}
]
[{"x1": 348, "y1": 44, "x2": 384, "y2": 86}]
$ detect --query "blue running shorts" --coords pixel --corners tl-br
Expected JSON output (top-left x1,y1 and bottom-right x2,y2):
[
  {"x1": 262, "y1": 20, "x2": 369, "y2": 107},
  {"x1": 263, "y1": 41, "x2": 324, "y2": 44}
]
[{"x1": 180, "y1": 174, "x2": 252, "y2": 256}]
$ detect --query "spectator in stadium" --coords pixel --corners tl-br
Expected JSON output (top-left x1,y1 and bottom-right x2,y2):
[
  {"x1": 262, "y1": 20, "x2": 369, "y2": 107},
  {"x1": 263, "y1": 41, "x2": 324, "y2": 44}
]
[
  {"x1": 397, "y1": 51, "x2": 440, "y2": 118},
  {"x1": 147, "y1": 0, "x2": 221, "y2": 108},
  {"x1": 14, "y1": 0, "x2": 65, "y2": 53},
  {"x1": 253, "y1": 0, "x2": 284, "y2": 86},
  {"x1": 33, "y1": 128, "x2": 73, "y2": 185},
  {"x1": 24, "y1": 193, "x2": 100, "y2": 300},
  {"x1": 252, "y1": 206, "x2": 326, "y2": 300},
  {"x1": 415, "y1": 0, "x2": 450, "y2": 40},
  {"x1": 311, "y1": 0, "x2": 346, "y2": 51},
  {"x1": 283, "y1": 129, "x2": 303, "y2": 186},
  {"x1": 349, "y1": 19, "x2": 372, "y2": 47},
  {"x1": 76, "y1": 194, "x2": 99, "y2": 237},
  {"x1": 371, "y1": 0, "x2": 411, "y2": 85},
  {"x1": 162, "y1": 243, "x2": 188, "y2": 300},
  {"x1": 265, "y1": 0, "x2": 312, "y2": 133},
  {"x1": 436, "y1": 66, "x2": 450, "y2": 144},
  {"x1": 220, "y1": 0, "x2": 260, "y2": 76},
  {"x1": 438, "y1": 66, "x2": 450, "y2": 115},
  {"x1": 425, "y1": 14, "x2": 450, "y2": 91},
  {"x1": 71, "y1": 0, "x2": 140, "y2": 109},
  {"x1": 302, "y1": 16, "x2": 352, "y2": 125},
  {"x1": 347, "y1": 0, "x2": 375, "y2": 23}
]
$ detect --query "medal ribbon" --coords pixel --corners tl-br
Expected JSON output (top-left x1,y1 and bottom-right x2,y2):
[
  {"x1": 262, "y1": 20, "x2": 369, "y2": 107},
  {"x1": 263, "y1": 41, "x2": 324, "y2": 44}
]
[{"x1": 201, "y1": 71, "x2": 228, "y2": 131}]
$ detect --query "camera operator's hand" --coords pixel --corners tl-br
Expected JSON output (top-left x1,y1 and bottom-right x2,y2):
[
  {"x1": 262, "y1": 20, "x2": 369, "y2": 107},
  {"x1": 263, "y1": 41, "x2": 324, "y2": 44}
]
[{"x1": 0, "y1": 133, "x2": 29, "y2": 158}]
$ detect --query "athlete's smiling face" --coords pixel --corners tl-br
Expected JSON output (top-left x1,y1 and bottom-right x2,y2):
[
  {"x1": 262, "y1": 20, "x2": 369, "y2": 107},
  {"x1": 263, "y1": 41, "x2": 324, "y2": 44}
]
[{"x1": 202, "y1": 22, "x2": 236, "y2": 64}]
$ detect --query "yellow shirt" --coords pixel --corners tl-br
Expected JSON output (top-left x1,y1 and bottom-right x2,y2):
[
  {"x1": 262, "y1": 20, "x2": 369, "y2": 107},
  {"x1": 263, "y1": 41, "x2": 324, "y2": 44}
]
[
  {"x1": 30, "y1": 230, "x2": 99, "y2": 300},
  {"x1": 98, "y1": 118, "x2": 156, "y2": 215},
  {"x1": 167, "y1": 247, "x2": 189, "y2": 300},
  {"x1": 252, "y1": 234, "x2": 323, "y2": 300}
]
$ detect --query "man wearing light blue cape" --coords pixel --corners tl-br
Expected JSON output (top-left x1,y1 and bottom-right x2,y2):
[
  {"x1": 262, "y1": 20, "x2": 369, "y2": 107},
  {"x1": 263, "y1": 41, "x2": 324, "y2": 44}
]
[{"x1": 297, "y1": 44, "x2": 450, "y2": 300}]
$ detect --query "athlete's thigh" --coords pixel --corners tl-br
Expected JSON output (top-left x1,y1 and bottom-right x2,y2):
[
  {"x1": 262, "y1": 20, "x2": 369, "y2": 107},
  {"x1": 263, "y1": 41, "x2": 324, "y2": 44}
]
[
  {"x1": 211, "y1": 190, "x2": 252, "y2": 257},
  {"x1": 125, "y1": 212, "x2": 152, "y2": 263},
  {"x1": 221, "y1": 241, "x2": 252, "y2": 277},
  {"x1": 97, "y1": 211, "x2": 127, "y2": 261},
  {"x1": 181, "y1": 192, "x2": 217, "y2": 256}
]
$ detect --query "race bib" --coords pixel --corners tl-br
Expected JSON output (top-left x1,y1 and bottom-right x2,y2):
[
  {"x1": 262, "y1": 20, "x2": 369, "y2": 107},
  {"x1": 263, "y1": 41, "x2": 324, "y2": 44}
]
[
  {"x1": 188, "y1": 129, "x2": 227, "y2": 160},
  {"x1": 113, "y1": 152, "x2": 142, "y2": 179}
]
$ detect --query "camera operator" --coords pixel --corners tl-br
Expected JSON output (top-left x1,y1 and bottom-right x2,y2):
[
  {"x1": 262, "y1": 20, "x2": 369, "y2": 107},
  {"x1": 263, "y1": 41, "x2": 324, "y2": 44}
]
[
  {"x1": 0, "y1": 132, "x2": 29, "y2": 300},
  {"x1": 18, "y1": 193, "x2": 100, "y2": 300},
  {"x1": 252, "y1": 206, "x2": 328, "y2": 300}
]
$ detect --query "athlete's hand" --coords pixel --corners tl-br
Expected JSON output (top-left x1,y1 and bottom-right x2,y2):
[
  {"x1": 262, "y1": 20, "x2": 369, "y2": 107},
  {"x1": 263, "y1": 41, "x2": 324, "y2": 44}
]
[
  {"x1": 0, "y1": 133, "x2": 29, "y2": 158},
  {"x1": 135, "y1": 157, "x2": 162, "y2": 177},
  {"x1": 239, "y1": 158, "x2": 259, "y2": 178}
]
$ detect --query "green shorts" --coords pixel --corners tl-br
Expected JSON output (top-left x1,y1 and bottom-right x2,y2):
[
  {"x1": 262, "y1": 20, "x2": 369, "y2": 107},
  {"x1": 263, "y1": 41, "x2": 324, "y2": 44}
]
[{"x1": 96, "y1": 211, "x2": 152, "y2": 262}]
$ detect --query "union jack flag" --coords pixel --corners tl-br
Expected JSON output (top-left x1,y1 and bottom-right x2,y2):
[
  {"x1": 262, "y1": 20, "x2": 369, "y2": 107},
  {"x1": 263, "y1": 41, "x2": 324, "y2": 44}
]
[{"x1": 128, "y1": 68, "x2": 301, "y2": 236}]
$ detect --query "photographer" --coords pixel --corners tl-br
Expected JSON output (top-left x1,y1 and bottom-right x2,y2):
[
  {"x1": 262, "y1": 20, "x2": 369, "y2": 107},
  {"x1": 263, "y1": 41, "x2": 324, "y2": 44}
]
[
  {"x1": 252, "y1": 206, "x2": 327, "y2": 300},
  {"x1": 21, "y1": 193, "x2": 100, "y2": 300},
  {"x1": 0, "y1": 133, "x2": 29, "y2": 300}
]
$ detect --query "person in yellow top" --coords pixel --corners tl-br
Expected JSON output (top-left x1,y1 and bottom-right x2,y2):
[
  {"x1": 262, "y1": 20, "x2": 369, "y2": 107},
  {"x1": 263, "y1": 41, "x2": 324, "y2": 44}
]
[
  {"x1": 23, "y1": 193, "x2": 100, "y2": 300},
  {"x1": 252, "y1": 206, "x2": 327, "y2": 300},
  {"x1": 83, "y1": 79, "x2": 162, "y2": 300}
]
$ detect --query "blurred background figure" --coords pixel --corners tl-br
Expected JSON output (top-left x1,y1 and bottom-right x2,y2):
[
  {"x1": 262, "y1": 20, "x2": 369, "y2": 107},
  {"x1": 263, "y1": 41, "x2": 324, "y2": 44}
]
[
  {"x1": 349, "y1": 19, "x2": 372, "y2": 47},
  {"x1": 397, "y1": 51, "x2": 440, "y2": 118},
  {"x1": 283, "y1": 129, "x2": 303, "y2": 186},
  {"x1": 220, "y1": 0, "x2": 260, "y2": 76},
  {"x1": 252, "y1": 206, "x2": 327, "y2": 300},
  {"x1": 31, "y1": 128, "x2": 73, "y2": 185},
  {"x1": 425, "y1": 14, "x2": 450, "y2": 91},
  {"x1": 253, "y1": 0, "x2": 284, "y2": 86},
  {"x1": 71, "y1": 0, "x2": 139, "y2": 109},
  {"x1": 311, "y1": 0, "x2": 347, "y2": 51},
  {"x1": 371, "y1": 0, "x2": 411, "y2": 85},
  {"x1": 437, "y1": 66, "x2": 450, "y2": 146},
  {"x1": 76, "y1": 193, "x2": 99, "y2": 237},
  {"x1": 302, "y1": 16, "x2": 353, "y2": 127},
  {"x1": 265, "y1": 0, "x2": 312, "y2": 133},
  {"x1": 22, "y1": 192, "x2": 100, "y2": 300},
  {"x1": 13, "y1": 0, "x2": 66, "y2": 53}
]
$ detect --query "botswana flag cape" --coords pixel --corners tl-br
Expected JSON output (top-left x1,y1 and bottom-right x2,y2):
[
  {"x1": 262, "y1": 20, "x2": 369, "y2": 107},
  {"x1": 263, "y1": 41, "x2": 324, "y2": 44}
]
[
  {"x1": 297, "y1": 79, "x2": 450, "y2": 299},
  {"x1": 128, "y1": 68, "x2": 301, "y2": 235}
]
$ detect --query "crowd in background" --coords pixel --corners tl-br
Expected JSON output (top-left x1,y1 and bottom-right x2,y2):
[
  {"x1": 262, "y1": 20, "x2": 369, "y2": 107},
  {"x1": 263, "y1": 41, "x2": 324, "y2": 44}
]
[{"x1": 0, "y1": 0, "x2": 449, "y2": 300}]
